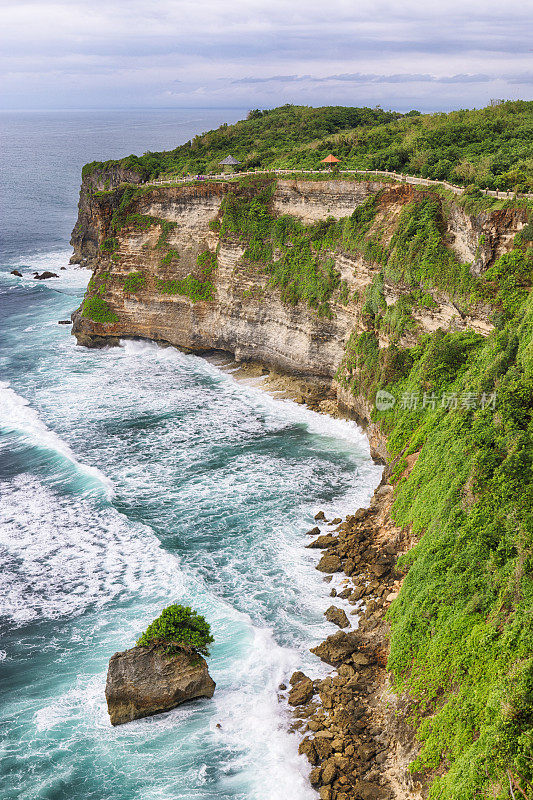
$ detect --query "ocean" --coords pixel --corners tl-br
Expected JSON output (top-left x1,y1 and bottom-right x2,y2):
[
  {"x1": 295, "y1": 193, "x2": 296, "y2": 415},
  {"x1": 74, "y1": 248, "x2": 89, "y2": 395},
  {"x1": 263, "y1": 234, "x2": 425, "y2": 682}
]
[{"x1": 0, "y1": 110, "x2": 381, "y2": 800}]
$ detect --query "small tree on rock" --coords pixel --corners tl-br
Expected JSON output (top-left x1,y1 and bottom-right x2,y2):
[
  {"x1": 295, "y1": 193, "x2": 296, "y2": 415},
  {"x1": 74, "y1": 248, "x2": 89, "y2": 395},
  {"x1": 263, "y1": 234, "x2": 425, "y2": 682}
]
[{"x1": 137, "y1": 604, "x2": 214, "y2": 656}]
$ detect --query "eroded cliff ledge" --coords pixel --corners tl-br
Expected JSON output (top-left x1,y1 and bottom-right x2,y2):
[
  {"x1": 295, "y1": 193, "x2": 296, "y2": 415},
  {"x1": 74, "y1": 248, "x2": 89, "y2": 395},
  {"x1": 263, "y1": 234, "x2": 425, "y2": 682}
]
[{"x1": 71, "y1": 175, "x2": 526, "y2": 389}]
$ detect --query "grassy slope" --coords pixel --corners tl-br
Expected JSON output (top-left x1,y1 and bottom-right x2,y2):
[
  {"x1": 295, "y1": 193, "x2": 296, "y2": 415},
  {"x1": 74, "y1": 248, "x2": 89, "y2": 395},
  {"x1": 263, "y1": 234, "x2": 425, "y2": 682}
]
[{"x1": 83, "y1": 101, "x2": 533, "y2": 192}]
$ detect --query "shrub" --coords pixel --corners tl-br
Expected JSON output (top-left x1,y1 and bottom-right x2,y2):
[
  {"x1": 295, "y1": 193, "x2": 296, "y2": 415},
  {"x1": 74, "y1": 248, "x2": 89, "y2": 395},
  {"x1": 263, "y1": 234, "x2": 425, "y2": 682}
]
[
  {"x1": 121, "y1": 271, "x2": 146, "y2": 293},
  {"x1": 160, "y1": 249, "x2": 180, "y2": 266},
  {"x1": 137, "y1": 604, "x2": 214, "y2": 656},
  {"x1": 81, "y1": 296, "x2": 118, "y2": 323},
  {"x1": 101, "y1": 237, "x2": 118, "y2": 253},
  {"x1": 156, "y1": 276, "x2": 215, "y2": 301}
]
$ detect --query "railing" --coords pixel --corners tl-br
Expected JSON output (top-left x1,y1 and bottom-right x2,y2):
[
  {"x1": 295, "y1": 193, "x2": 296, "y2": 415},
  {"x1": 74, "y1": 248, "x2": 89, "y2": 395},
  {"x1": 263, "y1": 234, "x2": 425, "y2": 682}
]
[{"x1": 146, "y1": 168, "x2": 532, "y2": 200}]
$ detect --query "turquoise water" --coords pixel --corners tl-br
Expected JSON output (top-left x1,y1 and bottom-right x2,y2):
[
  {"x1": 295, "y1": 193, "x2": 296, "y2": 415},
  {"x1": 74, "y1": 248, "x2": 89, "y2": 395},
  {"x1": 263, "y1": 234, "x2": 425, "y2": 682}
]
[{"x1": 0, "y1": 113, "x2": 381, "y2": 800}]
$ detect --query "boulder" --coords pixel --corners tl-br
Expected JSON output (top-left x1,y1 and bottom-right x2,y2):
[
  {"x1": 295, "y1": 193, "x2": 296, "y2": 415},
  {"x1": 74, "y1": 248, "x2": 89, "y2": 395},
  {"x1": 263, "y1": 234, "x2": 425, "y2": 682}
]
[
  {"x1": 324, "y1": 606, "x2": 350, "y2": 629},
  {"x1": 314, "y1": 511, "x2": 327, "y2": 521},
  {"x1": 33, "y1": 271, "x2": 59, "y2": 279},
  {"x1": 10, "y1": 269, "x2": 22, "y2": 277},
  {"x1": 289, "y1": 670, "x2": 307, "y2": 686},
  {"x1": 311, "y1": 631, "x2": 359, "y2": 665},
  {"x1": 105, "y1": 645, "x2": 215, "y2": 726},
  {"x1": 288, "y1": 677, "x2": 315, "y2": 706},
  {"x1": 316, "y1": 554, "x2": 342, "y2": 573},
  {"x1": 306, "y1": 526, "x2": 321, "y2": 536},
  {"x1": 307, "y1": 534, "x2": 338, "y2": 549}
]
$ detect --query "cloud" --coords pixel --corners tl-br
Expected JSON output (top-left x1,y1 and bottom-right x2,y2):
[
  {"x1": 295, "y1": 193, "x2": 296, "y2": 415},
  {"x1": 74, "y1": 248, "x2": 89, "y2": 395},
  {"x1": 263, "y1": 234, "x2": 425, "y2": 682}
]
[
  {"x1": 232, "y1": 72, "x2": 493, "y2": 86},
  {"x1": 0, "y1": 0, "x2": 531, "y2": 110}
]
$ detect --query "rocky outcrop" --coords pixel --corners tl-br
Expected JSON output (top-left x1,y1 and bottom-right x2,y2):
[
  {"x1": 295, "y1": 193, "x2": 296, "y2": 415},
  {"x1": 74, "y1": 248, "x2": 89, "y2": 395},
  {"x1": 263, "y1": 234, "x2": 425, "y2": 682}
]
[
  {"x1": 105, "y1": 645, "x2": 216, "y2": 726},
  {"x1": 70, "y1": 177, "x2": 526, "y2": 392},
  {"x1": 70, "y1": 166, "x2": 146, "y2": 268},
  {"x1": 290, "y1": 481, "x2": 423, "y2": 800},
  {"x1": 33, "y1": 271, "x2": 58, "y2": 280}
]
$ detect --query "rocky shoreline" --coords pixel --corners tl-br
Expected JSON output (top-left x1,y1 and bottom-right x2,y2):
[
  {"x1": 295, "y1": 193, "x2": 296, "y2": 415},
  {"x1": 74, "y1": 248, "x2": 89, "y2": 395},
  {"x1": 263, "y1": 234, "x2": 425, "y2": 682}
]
[
  {"x1": 287, "y1": 481, "x2": 424, "y2": 800},
  {"x1": 214, "y1": 354, "x2": 422, "y2": 799}
]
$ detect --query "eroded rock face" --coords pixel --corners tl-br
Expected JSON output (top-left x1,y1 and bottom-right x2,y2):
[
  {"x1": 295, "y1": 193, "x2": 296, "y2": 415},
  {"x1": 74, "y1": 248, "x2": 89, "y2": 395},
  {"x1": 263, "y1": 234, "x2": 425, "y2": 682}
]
[
  {"x1": 310, "y1": 630, "x2": 359, "y2": 665},
  {"x1": 70, "y1": 176, "x2": 526, "y2": 414},
  {"x1": 105, "y1": 645, "x2": 215, "y2": 726}
]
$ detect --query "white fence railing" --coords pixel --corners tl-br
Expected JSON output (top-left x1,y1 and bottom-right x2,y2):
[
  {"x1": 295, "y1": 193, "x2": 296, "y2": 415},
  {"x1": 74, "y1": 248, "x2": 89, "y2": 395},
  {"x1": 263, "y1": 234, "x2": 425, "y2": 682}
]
[{"x1": 146, "y1": 168, "x2": 531, "y2": 200}]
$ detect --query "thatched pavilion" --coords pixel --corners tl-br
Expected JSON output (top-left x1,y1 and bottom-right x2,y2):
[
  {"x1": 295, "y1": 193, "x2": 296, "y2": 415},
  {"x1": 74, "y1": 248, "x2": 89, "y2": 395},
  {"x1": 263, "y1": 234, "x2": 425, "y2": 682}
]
[{"x1": 219, "y1": 155, "x2": 241, "y2": 173}]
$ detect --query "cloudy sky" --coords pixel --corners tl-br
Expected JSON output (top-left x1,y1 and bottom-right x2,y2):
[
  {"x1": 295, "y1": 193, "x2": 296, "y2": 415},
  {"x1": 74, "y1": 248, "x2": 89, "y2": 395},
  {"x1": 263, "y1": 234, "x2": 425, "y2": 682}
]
[{"x1": 1, "y1": 0, "x2": 531, "y2": 112}]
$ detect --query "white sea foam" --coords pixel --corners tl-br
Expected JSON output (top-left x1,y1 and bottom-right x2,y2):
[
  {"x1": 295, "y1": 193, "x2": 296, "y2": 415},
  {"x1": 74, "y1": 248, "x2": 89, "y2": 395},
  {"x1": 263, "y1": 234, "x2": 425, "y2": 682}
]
[
  {"x1": 5, "y1": 248, "x2": 86, "y2": 279},
  {"x1": 0, "y1": 476, "x2": 184, "y2": 623},
  {"x1": 0, "y1": 381, "x2": 113, "y2": 499},
  {"x1": 211, "y1": 623, "x2": 317, "y2": 800},
  {"x1": 1, "y1": 333, "x2": 379, "y2": 800}
]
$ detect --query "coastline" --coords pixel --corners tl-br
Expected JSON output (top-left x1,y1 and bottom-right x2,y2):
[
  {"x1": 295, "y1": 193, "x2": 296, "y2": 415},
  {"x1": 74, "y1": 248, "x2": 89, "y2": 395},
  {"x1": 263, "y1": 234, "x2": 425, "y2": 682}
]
[{"x1": 210, "y1": 352, "x2": 420, "y2": 800}]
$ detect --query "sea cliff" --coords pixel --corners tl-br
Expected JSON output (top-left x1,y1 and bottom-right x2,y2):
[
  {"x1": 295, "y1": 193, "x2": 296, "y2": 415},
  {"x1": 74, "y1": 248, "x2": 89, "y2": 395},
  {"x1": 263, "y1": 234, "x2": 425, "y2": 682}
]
[{"x1": 71, "y1": 169, "x2": 533, "y2": 799}]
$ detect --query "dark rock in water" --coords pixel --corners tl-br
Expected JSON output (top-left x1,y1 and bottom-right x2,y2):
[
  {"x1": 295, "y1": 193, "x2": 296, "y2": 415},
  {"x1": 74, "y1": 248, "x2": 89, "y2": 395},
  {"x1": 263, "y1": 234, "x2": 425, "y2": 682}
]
[
  {"x1": 314, "y1": 511, "x2": 327, "y2": 521},
  {"x1": 305, "y1": 526, "x2": 321, "y2": 536},
  {"x1": 105, "y1": 645, "x2": 215, "y2": 726},
  {"x1": 307, "y1": 534, "x2": 337, "y2": 549},
  {"x1": 310, "y1": 631, "x2": 359, "y2": 665},
  {"x1": 289, "y1": 670, "x2": 307, "y2": 686},
  {"x1": 10, "y1": 269, "x2": 22, "y2": 277},
  {"x1": 58, "y1": 320, "x2": 72, "y2": 325},
  {"x1": 316, "y1": 553, "x2": 342, "y2": 573},
  {"x1": 324, "y1": 606, "x2": 350, "y2": 628},
  {"x1": 33, "y1": 271, "x2": 59, "y2": 280},
  {"x1": 288, "y1": 676, "x2": 315, "y2": 706}
]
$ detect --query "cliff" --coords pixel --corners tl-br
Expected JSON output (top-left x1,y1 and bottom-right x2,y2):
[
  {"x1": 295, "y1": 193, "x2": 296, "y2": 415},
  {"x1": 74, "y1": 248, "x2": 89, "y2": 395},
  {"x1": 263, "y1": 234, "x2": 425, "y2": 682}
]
[
  {"x1": 71, "y1": 175, "x2": 525, "y2": 377},
  {"x1": 71, "y1": 171, "x2": 533, "y2": 798}
]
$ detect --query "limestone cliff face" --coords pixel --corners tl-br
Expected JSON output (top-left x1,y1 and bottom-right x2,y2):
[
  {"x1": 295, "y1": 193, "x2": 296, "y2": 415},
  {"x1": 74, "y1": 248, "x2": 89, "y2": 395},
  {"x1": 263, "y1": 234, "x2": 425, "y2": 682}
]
[{"x1": 71, "y1": 175, "x2": 527, "y2": 395}]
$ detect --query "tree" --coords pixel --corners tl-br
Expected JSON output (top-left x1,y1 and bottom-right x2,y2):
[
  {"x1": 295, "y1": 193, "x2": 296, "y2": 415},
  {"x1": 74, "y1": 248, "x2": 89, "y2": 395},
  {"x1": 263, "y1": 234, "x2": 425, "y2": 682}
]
[{"x1": 137, "y1": 604, "x2": 214, "y2": 656}]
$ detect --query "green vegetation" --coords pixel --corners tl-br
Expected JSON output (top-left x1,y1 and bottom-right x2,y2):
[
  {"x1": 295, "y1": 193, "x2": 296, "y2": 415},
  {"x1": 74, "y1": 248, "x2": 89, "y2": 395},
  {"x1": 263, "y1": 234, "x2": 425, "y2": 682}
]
[
  {"x1": 82, "y1": 101, "x2": 533, "y2": 191},
  {"x1": 137, "y1": 604, "x2": 214, "y2": 657},
  {"x1": 81, "y1": 271, "x2": 119, "y2": 323},
  {"x1": 156, "y1": 249, "x2": 217, "y2": 302},
  {"x1": 220, "y1": 180, "x2": 344, "y2": 316},
  {"x1": 217, "y1": 181, "x2": 489, "y2": 316},
  {"x1": 160, "y1": 248, "x2": 180, "y2": 266},
  {"x1": 121, "y1": 271, "x2": 146, "y2": 293},
  {"x1": 101, "y1": 237, "x2": 118, "y2": 253},
  {"x1": 81, "y1": 296, "x2": 118, "y2": 323},
  {"x1": 336, "y1": 236, "x2": 533, "y2": 799},
  {"x1": 386, "y1": 198, "x2": 477, "y2": 301}
]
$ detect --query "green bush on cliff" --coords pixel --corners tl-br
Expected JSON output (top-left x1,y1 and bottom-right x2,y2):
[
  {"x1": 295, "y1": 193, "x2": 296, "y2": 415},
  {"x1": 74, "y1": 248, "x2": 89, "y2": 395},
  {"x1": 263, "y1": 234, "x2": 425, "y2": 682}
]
[
  {"x1": 160, "y1": 249, "x2": 180, "y2": 266},
  {"x1": 137, "y1": 604, "x2": 214, "y2": 656},
  {"x1": 386, "y1": 197, "x2": 478, "y2": 301},
  {"x1": 156, "y1": 249, "x2": 217, "y2": 301},
  {"x1": 81, "y1": 296, "x2": 118, "y2": 323},
  {"x1": 121, "y1": 271, "x2": 146, "y2": 293},
  {"x1": 220, "y1": 183, "x2": 341, "y2": 315},
  {"x1": 101, "y1": 237, "x2": 118, "y2": 253},
  {"x1": 157, "y1": 276, "x2": 215, "y2": 301}
]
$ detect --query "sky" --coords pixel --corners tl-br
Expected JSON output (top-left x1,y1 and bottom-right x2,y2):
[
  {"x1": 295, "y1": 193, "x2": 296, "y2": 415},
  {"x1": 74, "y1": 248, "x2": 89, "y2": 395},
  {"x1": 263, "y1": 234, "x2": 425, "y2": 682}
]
[{"x1": 1, "y1": 0, "x2": 531, "y2": 113}]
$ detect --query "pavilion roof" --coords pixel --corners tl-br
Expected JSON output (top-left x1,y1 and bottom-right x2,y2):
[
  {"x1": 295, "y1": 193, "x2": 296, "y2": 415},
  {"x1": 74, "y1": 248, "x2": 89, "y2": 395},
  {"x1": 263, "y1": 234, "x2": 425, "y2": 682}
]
[
  {"x1": 321, "y1": 154, "x2": 340, "y2": 163},
  {"x1": 219, "y1": 155, "x2": 241, "y2": 165}
]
